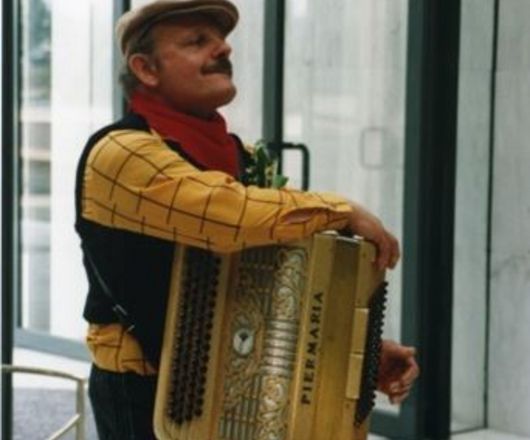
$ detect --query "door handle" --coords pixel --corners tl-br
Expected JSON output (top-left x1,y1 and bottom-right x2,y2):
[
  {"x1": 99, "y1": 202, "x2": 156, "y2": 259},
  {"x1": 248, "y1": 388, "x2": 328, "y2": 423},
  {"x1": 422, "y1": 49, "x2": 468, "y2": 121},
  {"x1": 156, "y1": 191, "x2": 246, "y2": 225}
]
[{"x1": 279, "y1": 142, "x2": 310, "y2": 190}]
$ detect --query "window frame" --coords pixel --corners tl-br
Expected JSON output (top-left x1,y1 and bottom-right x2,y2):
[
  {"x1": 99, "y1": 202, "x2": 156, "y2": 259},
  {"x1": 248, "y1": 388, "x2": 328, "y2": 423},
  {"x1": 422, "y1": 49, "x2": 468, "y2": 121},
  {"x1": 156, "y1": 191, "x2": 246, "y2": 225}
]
[
  {"x1": 11, "y1": 0, "x2": 129, "y2": 361},
  {"x1": 2, "y1": 1, "x2": 129, "y2": 437},
  {"x1": 2, "y1": 0, "x2": 20, "y2": 438}
]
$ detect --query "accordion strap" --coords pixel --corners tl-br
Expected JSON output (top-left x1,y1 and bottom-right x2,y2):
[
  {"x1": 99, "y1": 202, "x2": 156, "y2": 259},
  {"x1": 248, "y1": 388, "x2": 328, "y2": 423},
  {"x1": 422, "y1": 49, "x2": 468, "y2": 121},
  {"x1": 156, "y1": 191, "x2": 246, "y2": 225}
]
[{"x1": 82, "y1": 242, "x2": 136, "y2": 333}]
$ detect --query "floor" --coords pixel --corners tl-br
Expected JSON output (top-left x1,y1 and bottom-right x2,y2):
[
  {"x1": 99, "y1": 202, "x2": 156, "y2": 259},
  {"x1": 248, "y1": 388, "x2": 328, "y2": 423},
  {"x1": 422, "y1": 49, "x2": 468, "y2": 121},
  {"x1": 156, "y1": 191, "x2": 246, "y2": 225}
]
[
  {"x1": 452, "y1": 433, "x2": 530, "y2": 440},
  {"x1": 370, "y1": 432, "x2": 530, "y2": 440},
  {"x1": 7, "y1": 348, "x2": 530, "y2": 440},
  {"x1": 10, "y1": 348, "x2": 97, "y2": 439}
]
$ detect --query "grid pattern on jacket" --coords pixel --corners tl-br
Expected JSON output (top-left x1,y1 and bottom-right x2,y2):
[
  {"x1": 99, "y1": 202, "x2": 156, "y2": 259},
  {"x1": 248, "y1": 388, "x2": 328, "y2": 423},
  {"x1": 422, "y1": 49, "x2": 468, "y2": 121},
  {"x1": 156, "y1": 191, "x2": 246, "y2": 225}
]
[
  {"x1": 87, "y1": 323, "x2": 157, "y2": 375},
  {"x1": 81, "y1": 128, "x2": 353, "y2": 375},
  {"x1": 81, "y1": 129, "x2": 352, "y2": 254}
]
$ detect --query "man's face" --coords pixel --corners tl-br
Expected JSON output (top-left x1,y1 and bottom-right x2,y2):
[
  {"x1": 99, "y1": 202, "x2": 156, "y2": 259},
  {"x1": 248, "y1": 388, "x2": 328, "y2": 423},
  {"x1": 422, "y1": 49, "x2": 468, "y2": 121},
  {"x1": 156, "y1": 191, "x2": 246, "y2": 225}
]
[{"x1": 141, "y1": 14, "x2": 236, "y2": 117}]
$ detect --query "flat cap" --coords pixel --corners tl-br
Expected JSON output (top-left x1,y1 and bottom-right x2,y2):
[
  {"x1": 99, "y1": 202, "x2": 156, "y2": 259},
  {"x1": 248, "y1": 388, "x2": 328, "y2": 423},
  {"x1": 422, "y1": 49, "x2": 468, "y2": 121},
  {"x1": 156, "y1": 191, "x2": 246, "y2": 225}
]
[{"x1": 116, "y1": 0, "x2": 239, "y2": 57}]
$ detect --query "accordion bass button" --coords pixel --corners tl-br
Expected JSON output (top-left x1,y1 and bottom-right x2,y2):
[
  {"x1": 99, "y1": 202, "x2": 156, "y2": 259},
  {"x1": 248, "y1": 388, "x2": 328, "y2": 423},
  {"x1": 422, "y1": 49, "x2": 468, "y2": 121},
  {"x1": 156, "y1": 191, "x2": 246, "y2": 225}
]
[{"x1": 233, "y1": 328, "x2": 255, "y2": 356}]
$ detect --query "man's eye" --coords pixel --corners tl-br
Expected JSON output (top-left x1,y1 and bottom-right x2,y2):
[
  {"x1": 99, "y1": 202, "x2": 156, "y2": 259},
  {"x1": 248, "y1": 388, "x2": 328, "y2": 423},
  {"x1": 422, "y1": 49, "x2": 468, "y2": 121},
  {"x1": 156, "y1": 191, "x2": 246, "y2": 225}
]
[{"x1": 189, "y1": 34, "x2": 207, "y2": 46}]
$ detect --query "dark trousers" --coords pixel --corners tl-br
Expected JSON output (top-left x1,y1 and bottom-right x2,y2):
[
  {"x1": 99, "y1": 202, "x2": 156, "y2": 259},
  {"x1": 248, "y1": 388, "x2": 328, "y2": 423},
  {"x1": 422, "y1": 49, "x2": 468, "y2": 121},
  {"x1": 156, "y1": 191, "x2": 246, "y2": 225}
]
[{"x1": 88, "y1": 364, "x2": 158, "y2": 439}]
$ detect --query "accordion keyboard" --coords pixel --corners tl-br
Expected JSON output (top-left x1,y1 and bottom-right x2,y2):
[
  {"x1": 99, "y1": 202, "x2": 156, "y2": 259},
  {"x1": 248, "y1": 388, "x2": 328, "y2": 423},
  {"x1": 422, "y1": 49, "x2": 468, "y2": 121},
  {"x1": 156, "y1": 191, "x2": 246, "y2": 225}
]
[{"x1": 168, "y1": 248, "x2": 221, "y2": 424}]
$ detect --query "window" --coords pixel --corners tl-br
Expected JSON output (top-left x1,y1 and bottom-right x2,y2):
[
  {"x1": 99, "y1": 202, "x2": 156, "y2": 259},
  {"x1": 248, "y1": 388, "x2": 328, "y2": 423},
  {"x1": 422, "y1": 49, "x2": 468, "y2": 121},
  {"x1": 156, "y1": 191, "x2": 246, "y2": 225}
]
[
  {"x1": 19, "y1": 0, "x2": 265, "y2": 346},
  {"x1": 283, "y1": 1, "x2": 408, "y2": 413},
  {"x1": 19, "y1": 0, "x2": 114, "y2": 342}
]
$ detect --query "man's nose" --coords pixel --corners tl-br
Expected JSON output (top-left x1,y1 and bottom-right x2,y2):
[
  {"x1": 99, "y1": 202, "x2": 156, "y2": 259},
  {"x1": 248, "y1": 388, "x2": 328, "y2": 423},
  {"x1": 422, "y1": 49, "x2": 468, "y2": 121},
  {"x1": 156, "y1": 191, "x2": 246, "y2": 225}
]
[{"x1": 212, "y1": 38, "x2": 232, "y2": 58}]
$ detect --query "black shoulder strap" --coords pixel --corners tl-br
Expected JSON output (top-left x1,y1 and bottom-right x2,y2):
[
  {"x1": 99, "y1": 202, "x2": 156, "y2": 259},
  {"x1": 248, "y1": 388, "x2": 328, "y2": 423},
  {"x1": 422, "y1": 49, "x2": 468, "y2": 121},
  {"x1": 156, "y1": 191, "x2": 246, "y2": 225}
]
[
  {"x1": 76, "y1": 114, "x2": 153, "y2": 333},
  {"x1": 81, "y1": 241, "x2": 136, "y2": 333}
]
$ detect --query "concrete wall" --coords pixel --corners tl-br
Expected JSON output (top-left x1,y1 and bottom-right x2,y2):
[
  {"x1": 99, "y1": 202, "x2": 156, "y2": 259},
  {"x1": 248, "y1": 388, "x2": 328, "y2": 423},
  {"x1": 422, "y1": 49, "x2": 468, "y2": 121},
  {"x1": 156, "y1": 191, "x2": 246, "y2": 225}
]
[
  {"x1": 489, "y1": 1, "x2": 530, "y2": 436},
  {"x1": 453, "y1": 1, "x2": 530, "y2": 436},
  {"x1": 452, "y1": 0, "x2": 495, "y2": 431}
]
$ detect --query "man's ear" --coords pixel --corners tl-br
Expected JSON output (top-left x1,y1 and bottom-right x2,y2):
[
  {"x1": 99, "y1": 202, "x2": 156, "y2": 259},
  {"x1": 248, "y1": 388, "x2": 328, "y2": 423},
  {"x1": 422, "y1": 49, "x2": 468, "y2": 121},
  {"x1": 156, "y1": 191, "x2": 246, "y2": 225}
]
[{"x1": 128, "y1": 54, "x2": 159, "y2": 88}]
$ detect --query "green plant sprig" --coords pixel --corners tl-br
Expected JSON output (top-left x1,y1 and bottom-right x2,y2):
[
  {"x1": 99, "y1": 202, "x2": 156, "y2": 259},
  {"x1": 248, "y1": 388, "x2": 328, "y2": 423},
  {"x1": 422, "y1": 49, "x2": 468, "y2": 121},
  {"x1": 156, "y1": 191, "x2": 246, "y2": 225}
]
[{"x1": 243, "y1": 140, "x2": 289, "y2": 189}]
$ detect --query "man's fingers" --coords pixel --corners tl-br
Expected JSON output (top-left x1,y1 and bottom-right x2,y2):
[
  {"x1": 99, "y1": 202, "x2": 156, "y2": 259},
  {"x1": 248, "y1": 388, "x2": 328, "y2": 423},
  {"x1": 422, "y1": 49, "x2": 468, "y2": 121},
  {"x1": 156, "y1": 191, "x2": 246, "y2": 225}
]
[
  {"x1": 375, "y1": 232, "x2": 393, "y2": 270},
  {"x1": 389, "y1": 381, "x2": 412, "y2": 394},
  {"x1": 404, "y1": 346, "x2": 417, "y2": 357},
  {"x1": 346, "y1": 202, "x2": 400, "y2": 270},
  {"x1": 375, "y1": 230, "x2": 400, "y2": 270},
  {"x1": 389, "y1": 234, "x2": 400, "y2": 268},
  {"x1": 401, "y1": 366, "x2": 420, "y2": 384},
  {"x1": 397, "y1": 383, "x2": 413, "y2": 394},
  {"x1": 379, "y1": 340, "x2": 419, "y2": 405},
  {"x1": 388, "y1": 384, "x2": 414, "y2": 404},
  {"x1": 401, "y1": 356, "x2": 420, "y2": 382},
  {"x1": 386, "y1": 231, "x2": 400, "y2": 269},
  {"x1": 390, "y1": 390, "x2": 410, "y2": 405}
]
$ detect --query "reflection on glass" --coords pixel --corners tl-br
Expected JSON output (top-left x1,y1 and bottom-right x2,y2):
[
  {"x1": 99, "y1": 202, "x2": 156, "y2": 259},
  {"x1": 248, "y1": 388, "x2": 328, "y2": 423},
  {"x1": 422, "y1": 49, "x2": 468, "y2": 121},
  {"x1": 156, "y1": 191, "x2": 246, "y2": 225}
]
[
  {"x1": 20, "y1": 0, "x2": 262, "y2": 343},
  {"x1": 283, "y1": 0, "x2": 409, "y2": 413},
  {"x1": 20, "y1": 0, "x2": 52, "y2": 331},
  {"x1": 20, "y1": 0, "x2": 113, "y2": 340},
  {"x1": 220, "y1": 0, "x2": 264, "y2": 142}
]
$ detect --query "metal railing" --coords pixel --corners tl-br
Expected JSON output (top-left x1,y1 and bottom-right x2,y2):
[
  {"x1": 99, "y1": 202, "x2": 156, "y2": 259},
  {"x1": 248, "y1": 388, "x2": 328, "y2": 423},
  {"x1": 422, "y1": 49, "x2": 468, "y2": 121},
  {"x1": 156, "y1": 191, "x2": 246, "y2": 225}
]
[{"x1": 1, "y1": 364, "x2": 86, "y2": 440}]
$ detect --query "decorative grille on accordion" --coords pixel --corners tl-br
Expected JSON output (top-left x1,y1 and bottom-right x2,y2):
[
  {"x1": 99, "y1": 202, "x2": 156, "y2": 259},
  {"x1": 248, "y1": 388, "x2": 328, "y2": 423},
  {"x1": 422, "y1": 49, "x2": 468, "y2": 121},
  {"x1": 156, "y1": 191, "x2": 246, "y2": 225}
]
[{"x1": 154, "y1": 233, "x2": 387, "y2": 440}]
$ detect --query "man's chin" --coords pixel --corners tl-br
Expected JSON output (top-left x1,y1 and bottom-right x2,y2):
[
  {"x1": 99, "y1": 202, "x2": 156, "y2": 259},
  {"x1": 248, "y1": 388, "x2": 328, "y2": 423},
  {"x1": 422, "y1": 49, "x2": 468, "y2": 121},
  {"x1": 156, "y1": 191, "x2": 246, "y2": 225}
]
[{"x1": 216, "y1": 86, "x2": 237, "y2": 107}]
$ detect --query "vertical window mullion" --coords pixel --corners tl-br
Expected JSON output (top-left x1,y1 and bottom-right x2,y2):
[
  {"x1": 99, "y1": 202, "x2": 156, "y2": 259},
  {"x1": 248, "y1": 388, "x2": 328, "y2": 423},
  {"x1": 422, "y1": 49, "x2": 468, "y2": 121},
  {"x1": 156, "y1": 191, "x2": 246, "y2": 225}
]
[
  {"x1": 2, "y1": 0, "x2": 22, "y2": 438},
  {"x1": 262, "y1": 0, "x2": 285, "y2": 165},
  {"x1": 113, "y1": 0, "x2": 130, "y2": 118}
]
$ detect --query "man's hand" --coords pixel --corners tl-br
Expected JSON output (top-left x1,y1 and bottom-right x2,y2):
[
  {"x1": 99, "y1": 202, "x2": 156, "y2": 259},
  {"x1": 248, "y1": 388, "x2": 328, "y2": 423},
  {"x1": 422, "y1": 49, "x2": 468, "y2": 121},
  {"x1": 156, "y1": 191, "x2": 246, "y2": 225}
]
[
  {"x1": 377, "y1": 339, "x2": 419, "y2": 405},
  {"x1": 347, "y1": 201, "x2": 400, "y2": 270}
]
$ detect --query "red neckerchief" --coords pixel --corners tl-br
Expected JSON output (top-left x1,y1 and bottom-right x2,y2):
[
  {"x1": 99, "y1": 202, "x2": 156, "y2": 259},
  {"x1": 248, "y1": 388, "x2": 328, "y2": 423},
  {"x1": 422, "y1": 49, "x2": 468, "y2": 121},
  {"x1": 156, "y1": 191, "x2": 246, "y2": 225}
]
[{"x1": 129, "y1": 90, "x2": 239, "y2": 177}]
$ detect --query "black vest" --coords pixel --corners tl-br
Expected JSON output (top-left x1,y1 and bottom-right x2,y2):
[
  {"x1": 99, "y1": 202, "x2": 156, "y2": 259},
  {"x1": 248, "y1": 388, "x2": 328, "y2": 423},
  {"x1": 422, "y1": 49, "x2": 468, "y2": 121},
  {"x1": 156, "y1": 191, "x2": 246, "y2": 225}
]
[{"x1": 75, "y1": 113, "x2": 249, "y2": 367}]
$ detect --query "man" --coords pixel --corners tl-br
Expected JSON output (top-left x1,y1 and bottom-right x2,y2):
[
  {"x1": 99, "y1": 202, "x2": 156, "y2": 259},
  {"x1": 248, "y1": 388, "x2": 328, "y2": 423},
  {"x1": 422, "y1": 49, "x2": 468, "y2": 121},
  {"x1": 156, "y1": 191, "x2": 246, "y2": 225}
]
[{"x1": 75, "y1": 1, "x2": 419, "y2": 438}]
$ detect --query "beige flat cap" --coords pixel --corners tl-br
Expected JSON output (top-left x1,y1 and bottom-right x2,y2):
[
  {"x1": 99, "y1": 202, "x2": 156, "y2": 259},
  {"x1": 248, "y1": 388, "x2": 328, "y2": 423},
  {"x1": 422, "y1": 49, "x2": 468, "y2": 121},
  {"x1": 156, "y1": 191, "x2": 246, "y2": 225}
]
[{"x1": 116, "y1": 0, "x2": 239, "y2": 57}]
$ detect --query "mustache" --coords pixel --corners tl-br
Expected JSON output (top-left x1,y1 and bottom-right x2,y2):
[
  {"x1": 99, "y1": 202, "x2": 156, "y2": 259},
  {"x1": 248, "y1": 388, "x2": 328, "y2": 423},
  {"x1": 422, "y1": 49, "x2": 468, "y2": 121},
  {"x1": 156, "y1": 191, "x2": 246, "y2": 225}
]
[{"x1": 202, "y1": 58, "x2": 233, "y2": 75}]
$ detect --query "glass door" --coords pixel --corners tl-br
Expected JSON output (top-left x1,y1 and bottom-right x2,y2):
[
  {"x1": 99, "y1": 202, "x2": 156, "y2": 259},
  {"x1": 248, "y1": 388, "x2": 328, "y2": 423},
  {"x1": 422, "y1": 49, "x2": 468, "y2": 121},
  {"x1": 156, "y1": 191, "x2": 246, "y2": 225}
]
[
  {"x1": 17, "y1": 0, "x2": 115, "y2": 351},
  {"x1": 282, "y1": 0, "x2": 410, "y2": 434},
  {"x1": 17, "y1": 0, "x2": 266, "y2": 354},
  {"x1": 277, "y1": 0, "x2": 464, "y2": 437}
]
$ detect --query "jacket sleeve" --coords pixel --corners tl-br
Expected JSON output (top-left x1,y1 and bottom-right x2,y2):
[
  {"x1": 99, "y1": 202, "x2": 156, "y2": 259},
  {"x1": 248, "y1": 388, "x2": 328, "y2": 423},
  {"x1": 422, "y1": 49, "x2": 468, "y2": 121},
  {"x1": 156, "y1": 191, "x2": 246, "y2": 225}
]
[{"x1": 81, "y1": 128, "x2": 353, "y2": 253}]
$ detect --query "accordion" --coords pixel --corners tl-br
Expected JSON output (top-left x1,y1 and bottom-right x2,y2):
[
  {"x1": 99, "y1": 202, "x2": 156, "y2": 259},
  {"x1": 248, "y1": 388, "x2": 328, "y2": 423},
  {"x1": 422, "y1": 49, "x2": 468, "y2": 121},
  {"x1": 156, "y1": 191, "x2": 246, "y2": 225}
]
[{"x1": 154, "y1": 233, "x2": 387, "y2": 440}]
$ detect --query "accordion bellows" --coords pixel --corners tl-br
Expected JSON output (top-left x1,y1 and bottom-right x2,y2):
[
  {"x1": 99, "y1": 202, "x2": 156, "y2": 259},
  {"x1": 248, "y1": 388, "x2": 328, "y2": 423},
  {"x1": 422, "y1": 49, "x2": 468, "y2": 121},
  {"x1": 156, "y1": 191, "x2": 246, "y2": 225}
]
[{"x1": 154, "y1": 233, "x2": 387, "y2": 440}]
